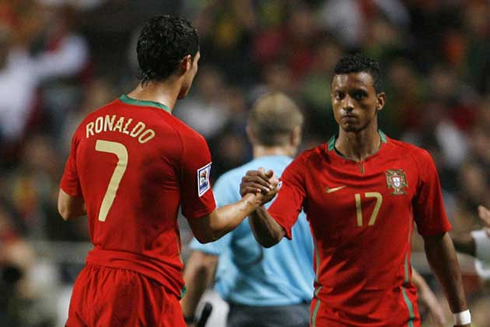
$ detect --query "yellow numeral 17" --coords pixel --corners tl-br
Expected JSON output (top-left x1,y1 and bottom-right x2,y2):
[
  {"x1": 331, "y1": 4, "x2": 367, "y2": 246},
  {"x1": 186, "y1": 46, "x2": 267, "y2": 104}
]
[{"x1": 355, "y1": 192, "x2": 383, "y2": 227}]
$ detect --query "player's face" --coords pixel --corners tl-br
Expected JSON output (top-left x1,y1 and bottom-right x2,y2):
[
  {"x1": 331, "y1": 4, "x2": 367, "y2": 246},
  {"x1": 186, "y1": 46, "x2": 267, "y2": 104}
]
[
  {"x1": 178, "y1": 51, "x2": 200, "y2": 99},
  {"x1": 331, "y1": 72, "x2": 385, "y2": 133}
]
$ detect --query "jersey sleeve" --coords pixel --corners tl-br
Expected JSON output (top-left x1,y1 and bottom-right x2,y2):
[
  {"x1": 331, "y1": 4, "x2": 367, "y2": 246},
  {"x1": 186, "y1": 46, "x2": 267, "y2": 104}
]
[
  {"x1": 180, "y1": 132, "x2": 216, "y2": 219},
  {"x1": 268, "y1": 155, "x2": 307, "y2": 240},
  {"x1": 60, "y1": 133, "x2": 82, "y2": 197},
  {"x1": 413, "y1": 150, "x2": 452, "y2": 236}
]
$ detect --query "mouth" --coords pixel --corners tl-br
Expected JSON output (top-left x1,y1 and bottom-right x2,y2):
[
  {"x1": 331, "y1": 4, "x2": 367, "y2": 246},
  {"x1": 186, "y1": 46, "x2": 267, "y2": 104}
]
[{"x1": 341, "y1": 114, "x2": 356, "y2": 121}]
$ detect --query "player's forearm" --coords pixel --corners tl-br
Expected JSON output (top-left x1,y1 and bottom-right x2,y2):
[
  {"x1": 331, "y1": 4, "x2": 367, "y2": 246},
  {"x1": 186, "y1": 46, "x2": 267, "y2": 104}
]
[
  {"x1": 181, "y1": 251, "x2": 217, "y2": 320},
  {"x1": 423, "y1": 233, "x2": 468, "y2": 314},
  {"x1": 204, "y1": 193, "x2": 260, "y2": 242},
  {"x1": 249, "y1": 206, "x2": 285, "y2": 248},
  {"x1": 58, "y1": 189, "x2": 86, "y2": 220}
]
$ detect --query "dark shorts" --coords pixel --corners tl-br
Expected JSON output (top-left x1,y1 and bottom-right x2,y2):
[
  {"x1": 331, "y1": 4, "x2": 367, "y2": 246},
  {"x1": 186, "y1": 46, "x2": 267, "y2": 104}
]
[
  {"x1": 66, "y1": 264, "x2": 185, "y2": 327},
  {"x1": 227, "y1": 302, "x2": 311, "y2": 327}
]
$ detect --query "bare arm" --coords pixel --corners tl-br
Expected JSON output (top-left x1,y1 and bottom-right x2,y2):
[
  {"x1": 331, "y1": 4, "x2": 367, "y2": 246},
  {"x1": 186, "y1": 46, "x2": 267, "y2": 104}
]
[
  {"x1": 57, "y1": 189, "x2": 86, "y2": 220},
  {"x1": 239, "y1": 168, "x2": 285, "y2": 247},
  {"x1": 181, "y1": 250, "x2": 218, "y2": 324},
  {"x1": 188, "y1": 193, "x2": 266, "y2": 244},
  {"x1": 411, "y1": 268, "x2": 446, "y2": 327},
  {"x1": 248, "y1": 207, "x2": 285, "y2": 248},
  {"x1": 188, "y1": 169, "x2": 278, "y2": 244},
  {"x1": 423, "y1": 233, "x2": 469, "y2": 326}
]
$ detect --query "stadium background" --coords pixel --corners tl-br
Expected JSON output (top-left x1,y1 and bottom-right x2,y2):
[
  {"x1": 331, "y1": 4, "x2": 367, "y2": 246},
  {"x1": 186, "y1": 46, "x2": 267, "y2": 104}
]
[{"x1": 0, "y1": 0, "x2": 489, "y2": 326}]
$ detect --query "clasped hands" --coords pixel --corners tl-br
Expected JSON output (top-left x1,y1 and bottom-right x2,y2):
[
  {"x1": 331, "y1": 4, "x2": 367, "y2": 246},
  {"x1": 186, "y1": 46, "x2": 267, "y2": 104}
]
[{"x1": 240, "y1": 168, "x2": 280, "y2": 206}]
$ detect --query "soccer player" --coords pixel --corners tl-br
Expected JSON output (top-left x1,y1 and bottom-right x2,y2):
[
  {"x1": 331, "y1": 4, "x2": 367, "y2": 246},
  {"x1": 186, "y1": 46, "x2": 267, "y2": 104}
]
[
  {"x1": 240, "y1": 54, "x2": 471, "y2": 327},
  {"x1": 181, "y1": 93, "x2": 314, "y2": 327},
  {"x1": 58, "y1": 15, "x2": 274, "y2": 327}
]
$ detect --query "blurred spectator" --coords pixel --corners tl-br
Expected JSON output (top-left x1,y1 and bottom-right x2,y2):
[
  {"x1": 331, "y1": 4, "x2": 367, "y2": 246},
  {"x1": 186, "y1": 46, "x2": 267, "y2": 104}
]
[
  {"x1": 32, "y1": 3, "x2": 90, "y2": 146},
  {"x1": 192, "y1": 0, "x2": 258, "y2": 85},
  {"x1": 0, "y1": 24, "x2": 39, "y2": 161},
  {"x1": 0, "y1": 203, "x2": 56, "y2": 327},
  {"x1": 381, "y1": 57, "x2": 423, "y2": 138},
  {"x1": 300, "y1": 37, "x2": 342, "y2": 138},
  {"x1": 175, "y1": 66, "x2": 231, "y2": 139},
  {"x1": 318, "y1": 0, "x2": 409, "y2": 49}
]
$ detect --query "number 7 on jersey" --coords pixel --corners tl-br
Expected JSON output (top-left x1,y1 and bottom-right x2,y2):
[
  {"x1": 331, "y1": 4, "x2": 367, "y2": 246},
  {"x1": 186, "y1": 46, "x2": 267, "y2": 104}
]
[{"x1": 95, "y1": 140, "x2": 128, "y2": 222}]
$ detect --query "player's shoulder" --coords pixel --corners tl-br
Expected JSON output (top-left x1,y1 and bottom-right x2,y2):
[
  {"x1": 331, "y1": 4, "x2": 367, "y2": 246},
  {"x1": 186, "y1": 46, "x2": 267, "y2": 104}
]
[
  {"x1": 295, "y1": 143, "x2": 326, "y2": 164},
  {"x1": 74, "y1": 98, "x2": 120, "y2": 134},
  {"x1": 388, "y1": 137, "x2": 433, "y2": 162},
  {"x1": 168, "y1": 114, "x2": 208, "y2": 145}
]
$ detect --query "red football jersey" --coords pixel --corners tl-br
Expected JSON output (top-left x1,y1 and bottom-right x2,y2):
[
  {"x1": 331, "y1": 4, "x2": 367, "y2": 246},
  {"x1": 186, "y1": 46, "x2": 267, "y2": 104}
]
[
  {"x1": 269, "y1": 132, "x2": 451, "y2": 326},
  {"x1": 61, "y1": 95, "x2": 216, "y2": 297}
]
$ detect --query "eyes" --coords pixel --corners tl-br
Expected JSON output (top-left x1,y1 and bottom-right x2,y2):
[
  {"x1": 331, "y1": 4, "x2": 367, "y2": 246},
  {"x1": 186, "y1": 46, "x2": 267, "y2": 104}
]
[{"x1": 334, "y1": 90, "x2": 369, "y2": 101}]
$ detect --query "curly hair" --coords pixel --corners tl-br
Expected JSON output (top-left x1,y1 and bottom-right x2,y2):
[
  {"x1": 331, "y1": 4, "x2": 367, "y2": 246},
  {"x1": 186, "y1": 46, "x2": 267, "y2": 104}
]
[
  {"x1": 333, "y1": 53, "x2": 383, "y2": 93},
  {"x1": 136, "y1": 15, "x2": 199, "y2": 84}
]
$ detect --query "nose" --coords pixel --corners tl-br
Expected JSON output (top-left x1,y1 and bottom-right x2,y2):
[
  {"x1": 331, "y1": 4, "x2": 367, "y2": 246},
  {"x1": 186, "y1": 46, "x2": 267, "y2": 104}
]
[{"x1": 342, "y1": 95, "x2": 354, "y2": 111}]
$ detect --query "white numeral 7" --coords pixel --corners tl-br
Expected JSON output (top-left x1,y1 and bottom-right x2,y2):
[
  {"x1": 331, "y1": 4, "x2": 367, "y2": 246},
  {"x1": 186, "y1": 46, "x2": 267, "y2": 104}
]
[{"x1": 95, "y1": 140, "x2": 128, "y2": 222}]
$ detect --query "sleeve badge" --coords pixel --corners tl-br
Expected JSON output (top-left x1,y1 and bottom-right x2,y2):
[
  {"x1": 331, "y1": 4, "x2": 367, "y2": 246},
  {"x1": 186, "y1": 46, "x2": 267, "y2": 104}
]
[{"x1": 197, "y1": 163, "x2": 212, "y2": 197}]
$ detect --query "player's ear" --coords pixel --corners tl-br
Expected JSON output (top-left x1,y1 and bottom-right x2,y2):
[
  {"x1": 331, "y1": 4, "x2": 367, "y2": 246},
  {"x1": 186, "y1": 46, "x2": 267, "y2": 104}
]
[
  {"x1": 290, "y1": 126, "x2": 302, "y2": 148},
  {"x1": 246, "y1": 124, "x2": 256, "y2": 145},
  {"x1": 180, "y1": 55, "x2": 192, "y2": 74},
  {"x1": 376, "y1": 92, "x2": 386, "y2": 112}
]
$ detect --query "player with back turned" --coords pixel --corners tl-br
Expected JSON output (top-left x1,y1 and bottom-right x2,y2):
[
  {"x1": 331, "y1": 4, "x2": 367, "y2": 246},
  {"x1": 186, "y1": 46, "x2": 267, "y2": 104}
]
[
  {"x1": 58, "y1": 15, "x2": 272, "y2": 327},
  {"x1": 241, "y1": 54, "x2": 471, "y2": 327}
]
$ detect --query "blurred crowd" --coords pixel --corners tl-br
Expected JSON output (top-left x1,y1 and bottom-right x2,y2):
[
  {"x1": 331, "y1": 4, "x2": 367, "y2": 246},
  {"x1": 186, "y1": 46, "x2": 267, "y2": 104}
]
[{"x1": 0, "y1": 0, "x2": 488, "y2": 326}]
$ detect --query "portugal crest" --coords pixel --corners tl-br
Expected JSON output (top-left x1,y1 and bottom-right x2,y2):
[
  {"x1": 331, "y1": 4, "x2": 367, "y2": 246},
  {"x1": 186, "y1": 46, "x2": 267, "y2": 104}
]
[{"x1": 386, "y1": 169, "x2": 408, "y2": 195}]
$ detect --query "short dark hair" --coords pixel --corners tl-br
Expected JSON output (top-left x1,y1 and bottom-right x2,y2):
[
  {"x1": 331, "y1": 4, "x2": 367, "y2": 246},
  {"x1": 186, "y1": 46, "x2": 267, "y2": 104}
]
[
  {"x1": 137, "y1": 15, "x2": 199, "y2": 84},
  {"x1": 333, "y1": 53, "x2": 383, "y2": 93},
  {"x1": 248, "y1": 93, "x2": 304, "y2": 147}
]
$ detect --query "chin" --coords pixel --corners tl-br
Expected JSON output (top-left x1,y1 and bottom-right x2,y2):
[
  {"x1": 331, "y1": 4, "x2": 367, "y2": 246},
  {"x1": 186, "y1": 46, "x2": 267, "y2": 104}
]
[{"x1": 341, "y1": 124, "x2": 358, "y2": 133}]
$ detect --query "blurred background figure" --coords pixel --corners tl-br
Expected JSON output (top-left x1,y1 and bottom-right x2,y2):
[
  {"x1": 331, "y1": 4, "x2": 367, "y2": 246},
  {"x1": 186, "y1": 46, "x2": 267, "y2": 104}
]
[{"x1": 0, "y1": 0, "x2": 488, "y2": 326}]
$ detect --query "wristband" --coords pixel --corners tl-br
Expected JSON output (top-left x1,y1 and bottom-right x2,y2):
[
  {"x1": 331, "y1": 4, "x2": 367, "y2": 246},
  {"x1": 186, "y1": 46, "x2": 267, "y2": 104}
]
[{"x1": 453, "y1": 310, "x2": 471, "y2": 325}]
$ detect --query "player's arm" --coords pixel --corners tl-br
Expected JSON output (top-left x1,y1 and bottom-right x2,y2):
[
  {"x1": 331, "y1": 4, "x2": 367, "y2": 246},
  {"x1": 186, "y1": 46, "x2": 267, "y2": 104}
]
[
  {"x1": 451, "y1": 206, "x2": 490, "y2": 256},
  {"x1": 411, "y1": 267, "x2": 446, "y2": 327},
  {"x1": 181, "y1": 250, "x2": 218, "y2": 325},
  {"x1": 188, "y1": 170, "x2": 278, "y2": 244},
  {"x1": 57, "y1": 188, "x2": 86, "y2": 220},
  {"x1": 240, "y1": 169, "x2": 285, "y2": 248},
  {"x1": 423, "y1": 233, "x2": 470, "y2": 327},
  {"x1": 414, "y1": 150, "x2": 470, "y2": 326},
  {"x1": 248, "y1": 207, "x2": 285, "y2": 248}
]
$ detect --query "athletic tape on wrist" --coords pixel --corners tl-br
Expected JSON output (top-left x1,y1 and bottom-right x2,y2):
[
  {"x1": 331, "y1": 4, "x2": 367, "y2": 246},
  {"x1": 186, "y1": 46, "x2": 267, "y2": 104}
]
[{"x1": 453, "y1": 309, "x2": 471, "y2": 325}]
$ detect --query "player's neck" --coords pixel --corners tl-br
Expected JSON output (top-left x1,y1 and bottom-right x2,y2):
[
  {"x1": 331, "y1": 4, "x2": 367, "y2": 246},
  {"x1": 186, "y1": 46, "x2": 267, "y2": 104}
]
[
  {"x1": 127, "y1": 81, "x2": 180, "y2": 112},
  {"x1": 253, "y1": 145, "x2": 294, "y2": 159},
  {"x1": 335, "y1": 126, "x2": 381, "y2": 162}
]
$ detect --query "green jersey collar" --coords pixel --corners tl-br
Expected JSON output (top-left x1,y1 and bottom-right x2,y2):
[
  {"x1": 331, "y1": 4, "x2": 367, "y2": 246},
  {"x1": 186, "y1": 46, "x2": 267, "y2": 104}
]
[
  {"x1": 119, "y1": 94, "x2": 171, "y2": 114},
  {"x1": 328, "y1": 130, "x2": 388, "y2": 151}
]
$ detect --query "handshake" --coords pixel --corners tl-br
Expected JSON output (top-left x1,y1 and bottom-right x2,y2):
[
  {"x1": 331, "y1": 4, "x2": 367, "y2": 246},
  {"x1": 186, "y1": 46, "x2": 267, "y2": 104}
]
[{"x1": 240, "y1": 168, "x2": 281, "y2": 206}]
